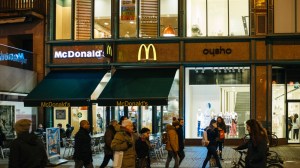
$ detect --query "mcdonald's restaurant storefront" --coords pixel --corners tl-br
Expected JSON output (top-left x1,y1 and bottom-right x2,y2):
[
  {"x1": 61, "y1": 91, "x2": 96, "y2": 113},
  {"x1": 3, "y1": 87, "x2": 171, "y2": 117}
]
[{"x1": 25, "y1": 38, "x2": 300, "y2": 145}]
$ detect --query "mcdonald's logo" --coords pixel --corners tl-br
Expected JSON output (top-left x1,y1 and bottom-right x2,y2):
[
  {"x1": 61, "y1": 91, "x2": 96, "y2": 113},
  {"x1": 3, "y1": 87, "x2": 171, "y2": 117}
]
[
  {"x1": 137, "y1": 44, "x2": 157, "y2": 61},
  {"x1": 105, "y1": 45, "x2": 112, "y2": 57}
]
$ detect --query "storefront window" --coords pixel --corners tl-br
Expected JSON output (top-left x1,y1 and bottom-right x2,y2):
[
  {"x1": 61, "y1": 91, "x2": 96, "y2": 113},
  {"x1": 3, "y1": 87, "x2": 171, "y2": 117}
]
[
  {"x1": 119, "y1": 0, "x2": 137, "y2": 38},
  {"x1": 187, "y1": 0, "x2": 249, "y2": 37},
  {"x1": 160, "y1": 0, "x2": 178, "y2": 37},
  {"x1": 274, "y1": 0, "x2": 296, "y2": 33},
  {"x1": 94, "y1": 0, "x2": 111, "y2": 38},
  {"x1": 185, "y1": 67, "x2": 250, "y2": 139},
  {"x1": 55, "y1": 0, "x2": 72, "y2": 40}
]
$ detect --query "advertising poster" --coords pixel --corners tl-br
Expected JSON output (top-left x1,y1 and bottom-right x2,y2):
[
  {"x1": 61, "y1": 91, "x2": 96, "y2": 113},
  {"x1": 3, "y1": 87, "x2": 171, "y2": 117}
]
[
  {"x1": 46, "y1": 128, "x2": 60, "y2": 158},
  {"x1": 121, "y1": 0, "x2": 135, "y2": 20}
]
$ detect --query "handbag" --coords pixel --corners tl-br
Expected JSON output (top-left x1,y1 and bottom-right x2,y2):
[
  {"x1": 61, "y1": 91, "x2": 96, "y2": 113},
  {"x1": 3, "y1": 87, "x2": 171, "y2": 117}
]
[
  {"x1": 113, "y1": 151, "x2": 124, "y2": 168},
  {"x1": 219, "y1": 130, "x2": 225, "y2": 140}
]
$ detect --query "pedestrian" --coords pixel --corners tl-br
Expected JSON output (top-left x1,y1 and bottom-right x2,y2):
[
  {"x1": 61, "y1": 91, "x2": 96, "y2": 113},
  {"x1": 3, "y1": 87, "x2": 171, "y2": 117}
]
[
  {"x1": 119, "y1": 116, "x2": 128, "y2": 125},
  {"x1": 165, "y1": 121, "x2": 180, "y2": 168},
  {"x1": 73, "y1": 120, "x2": 94, "y2": 168},
  {"x1": 288, "y1": 115, "x2": 293, "y2": 140},
  {"x1": 202, "y1": 119, "x2": 222, "y2": 168},
  {"x1": 65, "y1": 123, "x2": 74, "y2": 138},
  {"x1": 234, "y1": 119, "x2": 269, "y2": 168},
  {"x1": 9, "y1": 119, "x2": 48, "y2": 168},
  {"x1": 177, "y1": 118, "x2": 185, "y2": 165},
  {"x1": 0, "y1": 127, "x2": 6, "y2": 147},
  {"x1": 111, "y1": 119, "x2": 136, "y2": 168},
  {"x1": 99, "y1": 119, "x2": 118, "y2": 168},
  {"x1": 135, "y1": 127, "x2": 151, "y2": 168},
  {"x1": 217, "y1": 116, "x2": 226, "y2": 160},
  {"x1": 57, "y1": 123, "x2": 66, "y2": 147},
  {"x1": 292, "y1": 114, "x2": 299, "y2": 140}
]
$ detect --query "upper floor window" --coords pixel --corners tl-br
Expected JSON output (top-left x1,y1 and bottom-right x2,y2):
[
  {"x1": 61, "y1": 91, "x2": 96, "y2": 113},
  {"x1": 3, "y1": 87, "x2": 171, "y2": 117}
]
[
  {"x1": 55, "y1": 0, "x2": 111, "y2": 40},
  {"x1": 274, "y1": 0, "x2": 300, "y2": 33},
  {"x1": 119, "y1": 0, "x2": 178, "y2": 38},
  {"x1": 186, "y1": 0, "x2": 249, "y2": 37}
]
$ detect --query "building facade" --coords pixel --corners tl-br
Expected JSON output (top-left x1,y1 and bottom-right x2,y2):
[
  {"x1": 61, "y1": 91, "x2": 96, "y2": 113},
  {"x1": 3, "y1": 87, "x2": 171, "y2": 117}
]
[{"x1": 2, "y1": 0, "x2": 300, "y2": 145}]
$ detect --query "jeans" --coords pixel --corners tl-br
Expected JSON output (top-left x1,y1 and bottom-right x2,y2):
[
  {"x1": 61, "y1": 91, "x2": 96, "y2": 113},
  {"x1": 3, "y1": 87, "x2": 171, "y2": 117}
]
[
  {"x1": 202, "y1": 145, "x2": 222, "y2": 168},
  {"x1": 217, "y1": 141, "x2": 224, "y2": 158},
  {"x1": 165, "y1": 150, "x2": 179, "y2": 168},
  {"x1": 178, "y1": 149, "x2": 185, "y2": 165},
  {"x1": 99, "y1": 154, "x2": 113, "y2": 168}
]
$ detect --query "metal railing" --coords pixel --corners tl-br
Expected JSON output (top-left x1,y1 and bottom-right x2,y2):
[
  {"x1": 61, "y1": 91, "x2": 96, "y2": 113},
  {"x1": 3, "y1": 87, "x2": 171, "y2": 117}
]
[{"x1": 0, "y1": 0, "x2": 46, "y2": 15}]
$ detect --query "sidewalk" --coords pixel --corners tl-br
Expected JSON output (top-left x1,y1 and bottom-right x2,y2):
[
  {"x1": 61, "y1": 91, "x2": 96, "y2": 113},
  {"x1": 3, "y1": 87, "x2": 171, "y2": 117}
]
[{"x1": 0, "y1": 145, "x2": 299, "y2": 168}]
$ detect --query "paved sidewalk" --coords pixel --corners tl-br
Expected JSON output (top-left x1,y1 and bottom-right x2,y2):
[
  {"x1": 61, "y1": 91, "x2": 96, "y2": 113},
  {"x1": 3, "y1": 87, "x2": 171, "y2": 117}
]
[{"x1": 0, "y1": 145, "x2": 299, "y2": 167}]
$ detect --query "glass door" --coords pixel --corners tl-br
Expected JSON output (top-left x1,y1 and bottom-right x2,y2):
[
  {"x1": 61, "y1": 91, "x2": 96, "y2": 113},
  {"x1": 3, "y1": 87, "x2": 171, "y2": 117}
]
[{"x1": 287, "y1": 102, "x2": 300, "y2": 144}]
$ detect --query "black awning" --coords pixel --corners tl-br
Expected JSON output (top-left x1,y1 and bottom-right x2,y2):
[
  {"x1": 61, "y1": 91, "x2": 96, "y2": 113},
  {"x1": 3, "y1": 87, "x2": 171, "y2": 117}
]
[
  {"x1": 24, "y1": 70, "x2": 107, "y2": 107},
  {"x1": 97, "y1": 68, "x2": 177, "y2": 106}
]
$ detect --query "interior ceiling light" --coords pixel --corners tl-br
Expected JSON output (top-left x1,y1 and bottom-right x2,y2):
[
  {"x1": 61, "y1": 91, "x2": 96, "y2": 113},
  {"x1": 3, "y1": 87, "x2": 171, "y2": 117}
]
[
  {"x1": 195, "y1": 67, "x2": 198, "y2": 73},
  {"x1": 201, "y1": 67, "x2": 205, "y2": 73},
  {"x1": 163, "y1": 25, "x2": 175, "y2": 37}
]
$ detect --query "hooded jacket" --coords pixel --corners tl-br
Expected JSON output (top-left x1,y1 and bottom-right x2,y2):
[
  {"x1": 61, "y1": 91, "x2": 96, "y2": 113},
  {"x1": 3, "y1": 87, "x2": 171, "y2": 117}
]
[
  {"x1": 165, "y1": 124, "x2": 179, "y2": 152},
  {"x1": 9, "y1": 132, "x2": 48, "y2": 168}
]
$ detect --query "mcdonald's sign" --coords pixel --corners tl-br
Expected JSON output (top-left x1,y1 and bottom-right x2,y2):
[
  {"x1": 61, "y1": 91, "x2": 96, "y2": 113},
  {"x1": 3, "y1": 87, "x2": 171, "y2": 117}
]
[
  {"x1": 137, "y1": 44, "x2": 157, "y2": 61},
  {"x1": 105, "y1": 44, "x2": 113, "y2": 57}
]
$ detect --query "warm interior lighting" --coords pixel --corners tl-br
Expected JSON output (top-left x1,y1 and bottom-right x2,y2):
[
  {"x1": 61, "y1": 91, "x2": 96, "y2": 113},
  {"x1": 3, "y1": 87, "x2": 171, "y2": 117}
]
[{"x1": 163, "y1": 25, "x2": 175, "y2": 37}]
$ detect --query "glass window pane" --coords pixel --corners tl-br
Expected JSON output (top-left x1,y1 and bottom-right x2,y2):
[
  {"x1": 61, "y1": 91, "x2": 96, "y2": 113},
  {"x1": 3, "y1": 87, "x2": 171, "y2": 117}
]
[
  {"x1": 208, "y1": 0, "x2": 228, "y2": 36},
  {"x1": 119, "y1": 0, "x2": 137, "y2": 38},
  {"x1": 75, "y1": 0, "x2": 92, "y2": 40},
  {"x1": 160, "y1": 0, "x2": 178, "y2": 37},
  {"x1": 229, "y1": 0, "x2": 249, "y2": 36},
  {"x1": 55, "y1": 0, "x2": 72, "y2": 40},
  {"x1": 94, "y1": 0, "x2": 111, "y2": 38},
  {"x1": 272, "y1": 84, "x2": 285, "y2": 138},
  {"x1": 186, "y1": 0, "x2": 206, "y2": 37},
  {"x1": 185, "y1": 67, "x2": 250, "y2": 139},
  {"x1": 274, "y1": 0, "x2": 295, "y2": 33}
]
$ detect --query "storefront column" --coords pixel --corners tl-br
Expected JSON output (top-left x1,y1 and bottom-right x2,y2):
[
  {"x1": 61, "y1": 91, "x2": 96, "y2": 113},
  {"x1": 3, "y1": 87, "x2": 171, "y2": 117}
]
[
  {"x1": 105, "y1": 106, "x2": 111, "y2": 127},
  {"x1": 152, "y1": 107, "x2": 158, "y2": 134},
  {"x1": 45, "y1": 107, "x2": 53, "y2": 128},
  {"x1": 88, "y1": 104, "x2": 93, "y2": 134},
  {"x1": 251, "y1": 65, "x2": 268, "y2": 125}
]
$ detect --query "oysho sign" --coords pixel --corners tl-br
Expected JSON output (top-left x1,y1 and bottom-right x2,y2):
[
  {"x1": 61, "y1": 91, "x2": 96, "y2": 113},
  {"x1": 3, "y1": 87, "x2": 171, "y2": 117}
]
[
  {"x1": 203, "y1": 46, "x2": 232, "y2": 56},
  {"x1": 54, "y1": 50, "x2": 105, "y2": 59}
]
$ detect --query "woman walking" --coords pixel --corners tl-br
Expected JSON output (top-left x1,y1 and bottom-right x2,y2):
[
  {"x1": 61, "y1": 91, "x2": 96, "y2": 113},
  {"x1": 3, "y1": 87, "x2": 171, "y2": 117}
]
[{"x1": 217, "y1": 116, "x2": 226, "y2": 160}]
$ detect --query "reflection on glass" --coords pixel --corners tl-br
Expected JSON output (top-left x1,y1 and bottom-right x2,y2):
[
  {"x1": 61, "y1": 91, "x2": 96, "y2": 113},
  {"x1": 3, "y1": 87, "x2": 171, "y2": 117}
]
[
  {"x1": 287, "y1": 102, "x2": 300, "y2": 143},
  {"x1": 55, "y1": 0, "x2": 72, "y2": 40},
  {"x1": 94, "y1": 0, "x2": 111, "y2": 38},
  {"x1": 229, "y1": 0, "x2": 249, "y2": 36},
  {"x1": 119, "y1": 0, "x2": 137, "y2": 38},
  {"x1": 272, "y1": 84, "x2": 285, "y2": 138},
  {"x1": 185, "y1": 67, "x2": 250, "y2": 139}
]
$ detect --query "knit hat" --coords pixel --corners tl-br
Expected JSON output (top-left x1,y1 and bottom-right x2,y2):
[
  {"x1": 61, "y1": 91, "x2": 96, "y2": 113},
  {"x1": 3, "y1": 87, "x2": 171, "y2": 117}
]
[
  {"x1": 122, "y1": 119, "x2": 132, "y2": 127},
  {"x1": 15, "y1": 119, "x2": 32, "y2": 134},
  {"x1": 172, "y1": 120, "x2": 180, "y2": 127},
  {"x1": 140, "y1": 127, "x2": 150, "y2": 134}
]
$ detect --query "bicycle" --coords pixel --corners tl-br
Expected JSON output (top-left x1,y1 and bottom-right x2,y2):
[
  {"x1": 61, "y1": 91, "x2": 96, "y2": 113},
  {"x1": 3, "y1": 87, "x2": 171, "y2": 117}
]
[
  {"x1": 242, "y1": 132, "x2": 278, "y2": 147},
  {"x1": 231, "y1": 149, "x2": 284, "y2": 168}
]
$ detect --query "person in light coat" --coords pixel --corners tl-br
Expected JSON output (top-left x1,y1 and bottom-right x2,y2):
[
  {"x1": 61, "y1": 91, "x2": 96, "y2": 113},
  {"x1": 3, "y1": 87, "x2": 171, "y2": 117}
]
[{"x1": 165, "y1": 121, "x2": 179, "y2": 168}]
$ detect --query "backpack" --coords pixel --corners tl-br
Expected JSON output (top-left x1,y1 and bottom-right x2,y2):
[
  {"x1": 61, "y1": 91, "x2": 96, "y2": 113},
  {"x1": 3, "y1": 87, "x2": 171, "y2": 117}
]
[{"x1": 162, "y1": 132, "x2": 168, "y2": 144}]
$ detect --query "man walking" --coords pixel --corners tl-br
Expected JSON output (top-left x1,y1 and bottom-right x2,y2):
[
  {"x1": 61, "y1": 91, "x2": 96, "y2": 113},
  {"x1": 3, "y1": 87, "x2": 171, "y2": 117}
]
[
  {"x1": 100, "y1": 120, "x2": 118, "y2": 168},
  {"x1": 165, "y1": 121, "x2": 179, "y2": 168},
  {"x1": 177, "y1": 118, "x2": 185, "y2": 165},
  {"x1": 73, "y1": 120, "x2": 94, "y2": 168}
]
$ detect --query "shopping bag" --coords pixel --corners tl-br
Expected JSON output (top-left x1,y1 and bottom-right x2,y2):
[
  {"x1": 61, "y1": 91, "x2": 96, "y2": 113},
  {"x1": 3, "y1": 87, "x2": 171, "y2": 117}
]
[{"x1": 113, "y1": 151, "x2": 124, "y2": 168}]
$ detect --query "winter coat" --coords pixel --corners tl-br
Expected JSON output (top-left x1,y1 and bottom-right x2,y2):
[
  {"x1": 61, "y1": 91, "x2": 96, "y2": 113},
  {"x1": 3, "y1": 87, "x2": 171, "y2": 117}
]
[
  {"x1": 73, "y1": 127, "x2": 93, "y2": 165},
  {"x1": 236, "y1": 136, "x2": 268, "y2": 168},
  {"x1": 165, "y1": 124, "x2": 179, "y2": 152},
  {"x1": 206, "y1": 127, "x2": 219, "y2": 147},
  {"x1": 104, "y1": 125, "x2": 116, "y2": 155},
  {"x1": 177, "y1": 125, "x2": 184, "y2": 150},
  {"x1": 111, "y1": 131, "x2": 136, "y2": 168},
  {"x1": 9, "y1": 132, "x2": 48, "y2": 168}
]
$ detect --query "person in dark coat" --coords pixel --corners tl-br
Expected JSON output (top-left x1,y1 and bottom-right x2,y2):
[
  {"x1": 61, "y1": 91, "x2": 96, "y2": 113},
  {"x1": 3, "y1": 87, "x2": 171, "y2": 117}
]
[
  {"x1": 217, "y1": 116, "x2": 226, "y2": 160},
  {"x1": 65, "y1": 124, "x2": 74, "y2": 139},
  {"x1": 73, "y1": 120, "x2": 93, "y2": 168},
  {"x1": 100, "y1": 120, "x2": 118, "y2": 168},
  {"x1": 202, "y1": 119, "x2": 222, "y2": 168},
  {"x1": 234, "y1": 119, "x2": 269, "y2": 168},
  {"x1": 57, "y1": 123, "x2": 66, "y2": 147},
  {"x1": 9, "y1": 119, "x2": 48, "y2": 168},
  {"x1": 135, "y1": 127, "x2": 151, "y2": 168},
  {"x1": 177, "y1": 118, "x2": 185, "y2": 165}
]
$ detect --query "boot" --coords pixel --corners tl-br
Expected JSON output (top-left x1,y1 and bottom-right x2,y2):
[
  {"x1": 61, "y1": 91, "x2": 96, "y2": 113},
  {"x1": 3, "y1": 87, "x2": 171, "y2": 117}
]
[{"x1": 219, "y1": 152, "x2": 223, "y2": 160}]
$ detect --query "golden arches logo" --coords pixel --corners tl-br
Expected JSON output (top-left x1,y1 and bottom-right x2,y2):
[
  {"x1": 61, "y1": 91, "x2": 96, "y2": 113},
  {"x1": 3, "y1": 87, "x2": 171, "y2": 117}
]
[
  {"x1": 138, "y1": 44, "x2": 157, "y2": 61},
  {"x1": 106, "y1": 45, "x2": 112, "y2": 56}
]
